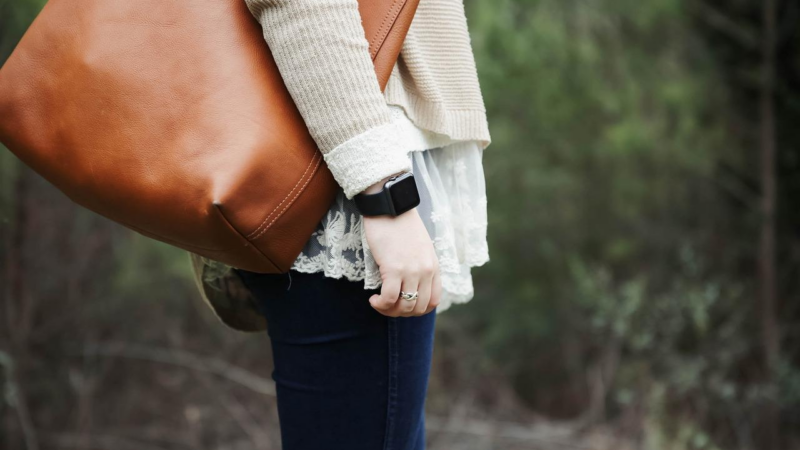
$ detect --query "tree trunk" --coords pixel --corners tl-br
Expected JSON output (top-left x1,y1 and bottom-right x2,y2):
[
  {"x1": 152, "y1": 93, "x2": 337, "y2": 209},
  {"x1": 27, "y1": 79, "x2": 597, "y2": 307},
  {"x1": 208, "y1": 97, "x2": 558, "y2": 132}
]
[{"x1": 758, "y1": 0, "x2": 779, "y2": 447}]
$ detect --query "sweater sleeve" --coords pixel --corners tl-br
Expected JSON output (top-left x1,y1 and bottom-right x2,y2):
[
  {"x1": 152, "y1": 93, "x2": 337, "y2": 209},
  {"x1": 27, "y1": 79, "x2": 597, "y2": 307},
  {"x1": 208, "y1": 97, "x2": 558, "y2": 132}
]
[{"x1": 243, "y1": 0, "x2": 412, "y2": 199}]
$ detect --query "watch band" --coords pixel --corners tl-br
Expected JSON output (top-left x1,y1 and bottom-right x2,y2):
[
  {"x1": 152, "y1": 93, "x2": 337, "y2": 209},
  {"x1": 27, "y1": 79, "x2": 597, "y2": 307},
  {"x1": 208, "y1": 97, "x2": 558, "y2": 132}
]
[
  {"x1": 354, "y1": 171, "x2": 419, "y2": 217},
  {"x1": 354, "y1": 187, "x2": 394, "y2": 216}
]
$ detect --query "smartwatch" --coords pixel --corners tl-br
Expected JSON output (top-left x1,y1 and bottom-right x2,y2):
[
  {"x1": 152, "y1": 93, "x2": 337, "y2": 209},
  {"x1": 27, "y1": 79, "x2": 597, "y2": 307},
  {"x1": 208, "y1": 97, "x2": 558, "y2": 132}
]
[{"x1": 354, "y1": 172, "x2": 420, "y2": 217}]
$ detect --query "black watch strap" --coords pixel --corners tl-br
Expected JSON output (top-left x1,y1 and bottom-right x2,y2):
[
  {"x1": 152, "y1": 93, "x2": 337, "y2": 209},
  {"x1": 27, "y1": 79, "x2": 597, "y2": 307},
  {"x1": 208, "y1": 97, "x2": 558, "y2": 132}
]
[
  {"x1": 354, "y1": 171, "x2": 419, "y2": 217},
  {"x1": 354, "y1": 188, "x2": 393, "y2": 216}
]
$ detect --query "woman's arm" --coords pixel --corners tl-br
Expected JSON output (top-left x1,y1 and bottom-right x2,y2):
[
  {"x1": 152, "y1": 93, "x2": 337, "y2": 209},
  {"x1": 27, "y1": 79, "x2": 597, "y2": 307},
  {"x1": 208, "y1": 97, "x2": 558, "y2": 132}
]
[
  {"x1": 244, "y1": 0, "x2": 411, "y2": 199},
  {"x1": 245, "y1": 0, "x2": 441, "y2": 316}
]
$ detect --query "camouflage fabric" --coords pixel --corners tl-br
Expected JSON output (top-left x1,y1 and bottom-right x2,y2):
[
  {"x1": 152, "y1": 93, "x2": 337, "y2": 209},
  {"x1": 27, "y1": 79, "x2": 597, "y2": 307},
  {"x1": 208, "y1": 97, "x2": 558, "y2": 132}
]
[{"x1": 187, "y1": 252, "x2": 267, "y2": 333}]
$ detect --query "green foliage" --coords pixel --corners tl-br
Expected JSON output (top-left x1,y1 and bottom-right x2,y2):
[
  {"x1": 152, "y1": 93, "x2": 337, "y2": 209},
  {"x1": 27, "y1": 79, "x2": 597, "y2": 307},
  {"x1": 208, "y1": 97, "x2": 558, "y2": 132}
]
[
  {"x1": 464, "y1": 0, "x2": 732, "y2": 350},
  {"x1": 459, "y1": 0, "x2": 799, "y2": 445},
  {"x1": 0, "y1": 0, "x2": 45, "y2": 61}
]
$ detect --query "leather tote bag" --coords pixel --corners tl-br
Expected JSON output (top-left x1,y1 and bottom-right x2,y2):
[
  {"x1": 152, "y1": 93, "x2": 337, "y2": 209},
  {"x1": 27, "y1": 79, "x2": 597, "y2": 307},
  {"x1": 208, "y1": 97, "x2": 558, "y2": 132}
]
[{"x1": 0, "y1": 0, "x2": 418, "y2": 273}]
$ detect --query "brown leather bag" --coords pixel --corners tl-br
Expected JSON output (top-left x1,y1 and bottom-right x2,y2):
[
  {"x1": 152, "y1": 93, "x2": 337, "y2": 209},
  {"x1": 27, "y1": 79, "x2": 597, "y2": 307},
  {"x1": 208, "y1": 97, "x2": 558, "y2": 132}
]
[{"x1": 0, "y1": 0, "x2": 418, "y2": 273}]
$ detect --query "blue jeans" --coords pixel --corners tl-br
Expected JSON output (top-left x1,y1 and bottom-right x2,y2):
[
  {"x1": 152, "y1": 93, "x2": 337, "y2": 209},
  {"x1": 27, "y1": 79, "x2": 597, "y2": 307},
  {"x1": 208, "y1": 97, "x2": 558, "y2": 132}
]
[{"x1": 234, "y1": 269, "x2": 437, "y2": 450}]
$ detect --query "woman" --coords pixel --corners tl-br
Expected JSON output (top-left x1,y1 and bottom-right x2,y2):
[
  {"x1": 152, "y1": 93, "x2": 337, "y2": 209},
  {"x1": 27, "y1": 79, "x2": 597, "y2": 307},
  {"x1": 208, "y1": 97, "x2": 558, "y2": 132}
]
[{"x1": 190, "y1": 0, "x2": 491, "y2": 448}]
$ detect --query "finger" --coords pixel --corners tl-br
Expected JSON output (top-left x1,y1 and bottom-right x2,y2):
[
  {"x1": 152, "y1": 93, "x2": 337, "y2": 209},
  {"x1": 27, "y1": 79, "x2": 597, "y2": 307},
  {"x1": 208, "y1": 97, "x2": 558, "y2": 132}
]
[
  {"x1": 392, "y1": 276, "x2": 420, "y2": 317},
  {"x1": 424, "y1": 270, "x2": 442, "y2": 314},
  {"x1": 370, "y1": 275, "x2": 401, "y2": 312},
  {"x1": 413, "y1": 273, "x2": 433, "y2": 316}
]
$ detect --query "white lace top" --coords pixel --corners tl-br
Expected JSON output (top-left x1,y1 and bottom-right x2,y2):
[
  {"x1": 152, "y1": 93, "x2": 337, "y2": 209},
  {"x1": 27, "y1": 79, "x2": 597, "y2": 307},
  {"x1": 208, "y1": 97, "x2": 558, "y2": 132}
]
[{"x1": 290, "y1": 105, "x2": 490, "y2": 312}]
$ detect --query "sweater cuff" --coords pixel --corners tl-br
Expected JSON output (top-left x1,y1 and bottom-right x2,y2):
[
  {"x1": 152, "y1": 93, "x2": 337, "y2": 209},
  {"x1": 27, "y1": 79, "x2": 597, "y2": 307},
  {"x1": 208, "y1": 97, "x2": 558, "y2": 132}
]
[{"x1": 321, "y1": 121, "x2": 412, "y2": 199}]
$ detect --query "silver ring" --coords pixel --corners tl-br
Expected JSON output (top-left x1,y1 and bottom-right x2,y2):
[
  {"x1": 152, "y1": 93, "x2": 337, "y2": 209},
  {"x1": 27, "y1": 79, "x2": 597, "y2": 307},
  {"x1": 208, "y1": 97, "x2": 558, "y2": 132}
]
[{"x1": 400, "y1": 291, "x2": 419, "y2": 302}]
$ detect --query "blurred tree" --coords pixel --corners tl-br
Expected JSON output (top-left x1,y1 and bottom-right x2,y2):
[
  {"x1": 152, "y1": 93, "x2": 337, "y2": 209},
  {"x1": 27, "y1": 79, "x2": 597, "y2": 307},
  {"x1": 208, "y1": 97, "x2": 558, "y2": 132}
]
[{"x1": 460, "y1": 0, "x2": 800, "y2": 447}]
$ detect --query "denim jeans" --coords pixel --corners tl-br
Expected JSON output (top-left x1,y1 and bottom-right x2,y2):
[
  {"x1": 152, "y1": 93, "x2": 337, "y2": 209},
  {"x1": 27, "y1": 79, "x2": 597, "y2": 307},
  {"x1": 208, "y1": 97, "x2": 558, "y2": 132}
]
[{"x1": 234, "y1": 269, "x2": 437, "y2": 450}]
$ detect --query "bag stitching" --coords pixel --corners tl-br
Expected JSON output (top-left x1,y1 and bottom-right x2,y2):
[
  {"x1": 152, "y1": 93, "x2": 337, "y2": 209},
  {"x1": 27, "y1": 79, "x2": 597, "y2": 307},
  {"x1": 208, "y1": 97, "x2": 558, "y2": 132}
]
[
  {"x1": 250, "y1": 153, "x2": 323, "y2": 241},
  {"x1": 245, "y1": 152, "x2": 319, "y2": 239},
  {"x1": 214, "y1": 203, "x2": 280, "y2": 272},
  {"x1": 369, "y1": 0, "x2": 406, "y2": 59}
]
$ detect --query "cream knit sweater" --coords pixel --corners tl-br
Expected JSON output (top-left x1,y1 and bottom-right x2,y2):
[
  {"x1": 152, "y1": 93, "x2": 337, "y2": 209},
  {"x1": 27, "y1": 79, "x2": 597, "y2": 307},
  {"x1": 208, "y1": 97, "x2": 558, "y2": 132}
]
[{"x1": 243, "y1": 0, "x2": 491, "y2": 198}]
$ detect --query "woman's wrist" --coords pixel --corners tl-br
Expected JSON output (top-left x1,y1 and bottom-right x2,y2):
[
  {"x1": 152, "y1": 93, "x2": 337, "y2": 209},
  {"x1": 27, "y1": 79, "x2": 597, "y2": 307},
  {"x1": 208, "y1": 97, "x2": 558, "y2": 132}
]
[{"x1": 361, "y1": 171, "x2": 407, "y2": 195}]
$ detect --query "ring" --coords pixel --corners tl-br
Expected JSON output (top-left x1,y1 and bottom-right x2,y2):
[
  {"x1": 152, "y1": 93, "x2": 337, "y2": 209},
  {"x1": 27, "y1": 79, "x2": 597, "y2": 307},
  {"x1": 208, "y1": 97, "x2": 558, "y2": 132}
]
[{"x1": 400, "y1": 291, "x2": 419, "y2": 302}]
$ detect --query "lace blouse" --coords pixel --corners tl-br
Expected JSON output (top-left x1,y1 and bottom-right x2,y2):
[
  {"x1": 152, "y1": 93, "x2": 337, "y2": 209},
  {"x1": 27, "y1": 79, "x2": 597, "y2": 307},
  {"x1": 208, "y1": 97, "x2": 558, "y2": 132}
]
[{"x1": 290, "y1": 105, "x2": 490, "y2": 313}]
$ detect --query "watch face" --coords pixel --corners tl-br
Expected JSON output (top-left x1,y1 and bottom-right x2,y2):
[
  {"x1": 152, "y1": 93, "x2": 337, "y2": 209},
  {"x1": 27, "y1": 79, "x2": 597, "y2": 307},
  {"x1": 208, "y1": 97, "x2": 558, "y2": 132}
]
[{"x1": 387, "y1": 173, "x2": 420, "y2": 214}]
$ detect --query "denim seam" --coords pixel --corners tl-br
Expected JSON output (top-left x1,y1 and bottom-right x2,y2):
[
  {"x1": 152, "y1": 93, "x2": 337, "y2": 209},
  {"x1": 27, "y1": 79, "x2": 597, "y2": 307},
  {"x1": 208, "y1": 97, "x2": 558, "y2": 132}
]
[{"x1": 383, "y1": 317, "x2": 399, "y2": 450}]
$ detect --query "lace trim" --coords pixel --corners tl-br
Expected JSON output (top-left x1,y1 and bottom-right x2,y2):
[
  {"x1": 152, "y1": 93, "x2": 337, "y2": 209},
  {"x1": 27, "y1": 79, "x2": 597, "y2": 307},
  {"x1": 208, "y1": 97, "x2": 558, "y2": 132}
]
[
  {"x1": 291, "y1": 210, "x2": 369, "y2": 282},
  {"x1": 290, "y1": 192, "x2": 489, "y2": 312}
]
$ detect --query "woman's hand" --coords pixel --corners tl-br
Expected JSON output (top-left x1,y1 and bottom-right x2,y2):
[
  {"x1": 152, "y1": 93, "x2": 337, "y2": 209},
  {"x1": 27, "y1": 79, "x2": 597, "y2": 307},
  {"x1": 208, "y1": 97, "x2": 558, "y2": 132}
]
[{"x1": 361, "y1": 176, "x2": 441, "y2": 317}]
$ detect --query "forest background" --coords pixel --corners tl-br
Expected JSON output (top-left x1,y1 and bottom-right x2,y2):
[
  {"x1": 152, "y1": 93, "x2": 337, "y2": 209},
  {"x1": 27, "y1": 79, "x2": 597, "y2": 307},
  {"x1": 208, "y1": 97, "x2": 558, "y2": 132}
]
[{"x1": 2, "y1": 0, "x2": 799, "y2": 449}]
